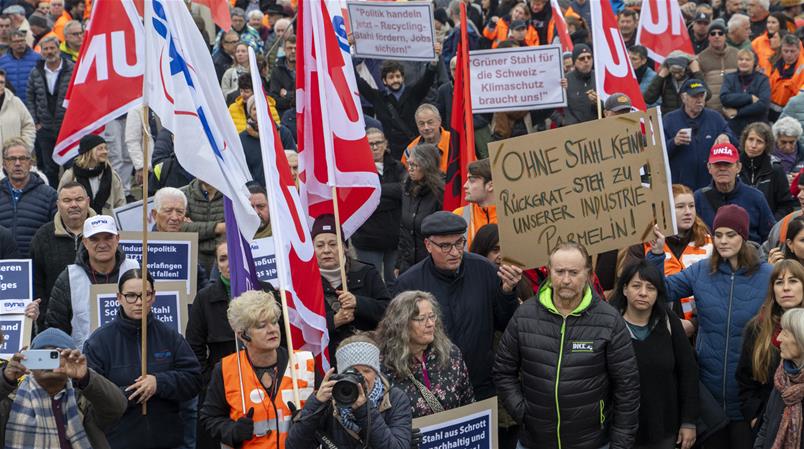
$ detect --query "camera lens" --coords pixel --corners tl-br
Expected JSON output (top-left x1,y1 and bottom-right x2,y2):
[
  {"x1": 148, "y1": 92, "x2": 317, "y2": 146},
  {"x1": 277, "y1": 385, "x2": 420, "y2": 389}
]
[
  {"x1": 332, "y1": 381, "x2": 359, "y2": 405},
  {"x1": 50, "y1": 351, "x2": 58, "y2": 359}
]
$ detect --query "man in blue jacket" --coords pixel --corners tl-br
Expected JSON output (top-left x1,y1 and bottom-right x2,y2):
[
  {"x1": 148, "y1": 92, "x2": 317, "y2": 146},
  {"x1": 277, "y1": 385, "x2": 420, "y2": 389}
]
[
  {"x1": 663, "y1": 78, "x2": 736, "y2": 191},
  {"x1": 0, "y1": 30, "x2": 40, "y2": 103},
  {"x1": 694, "y1": 142, "x2": 776, "y2": 243}
]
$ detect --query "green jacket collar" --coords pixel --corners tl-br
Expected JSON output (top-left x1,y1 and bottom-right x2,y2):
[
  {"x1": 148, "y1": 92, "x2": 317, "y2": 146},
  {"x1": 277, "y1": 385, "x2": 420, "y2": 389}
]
[{"x1": 538, "y1": 281, "x2": 593, "y2": 316}]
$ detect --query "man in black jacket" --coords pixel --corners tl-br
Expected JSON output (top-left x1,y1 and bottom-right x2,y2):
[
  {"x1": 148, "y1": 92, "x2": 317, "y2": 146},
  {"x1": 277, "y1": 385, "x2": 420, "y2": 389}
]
[
  {"x1": 393, "y1": 211, "x2": 522, "y2": 400},
  {"x1": 494, "y1": 242, "x2": 640, "y2": 449},
  {"x1": 268, "y1": 35, "x2": 296, "y2": 118},
  {"x1": 563, "y1": 44, "x2": 597, "y2": 126}
]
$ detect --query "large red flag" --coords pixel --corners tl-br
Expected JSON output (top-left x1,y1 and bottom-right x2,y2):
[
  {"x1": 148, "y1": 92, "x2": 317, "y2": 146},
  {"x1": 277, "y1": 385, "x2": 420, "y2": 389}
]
[
  {"x1": 636, "y1": 0, "x2": 694, "y2": 63},
  {"x1": 590, "y1": 0, "x2": 647, "y2": 111},
  {"x1": 297, "y1": 0, "x2": 381, "y2": 239},
  {"x1": 550, "y1": 0, "x2": 574, "y2": 53},
  {"x1": 444, "y1": 2, "x2": 476, "y2": 212},
  {"x1": 54, "y1": 0, "x2": 143, "y2": 165}
]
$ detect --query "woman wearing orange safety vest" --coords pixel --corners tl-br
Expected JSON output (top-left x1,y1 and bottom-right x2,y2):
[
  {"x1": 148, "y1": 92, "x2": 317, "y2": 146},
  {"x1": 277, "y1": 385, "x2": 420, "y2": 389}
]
[
  {"x1": 200, "y1": 290, "x2": 315, "y2": 449},
  {"x1": 625, "y1": 184, "x2": 713, "y2": 337}
]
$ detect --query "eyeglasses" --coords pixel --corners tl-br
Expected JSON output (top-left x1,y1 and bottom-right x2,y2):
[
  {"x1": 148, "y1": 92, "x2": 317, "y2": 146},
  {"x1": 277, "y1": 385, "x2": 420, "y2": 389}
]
[
  {"x1": 411, "y1": 313, "x2": 437, "y2": 325},
  {"x1": 67, "y1": 31, "x2": 83, "y2": 36},
  {"x1": 577, "y1": 55, "x2": 592, "y2": 61},
  {"x1": 427, "y1": 237, "x2": 466, "y2": 253},
  {"x1": 709, "y1": 31, "x2": 724, "y2": 36},
  {"x1": 223, "y1": 39, "x2": 240, "y2": 44},
  {"x1": 3, "y1": 156, "x2": 31, "y2": 163},
  {"x1": 120, "y1": 291, "x2": 154, "y2": 304}
]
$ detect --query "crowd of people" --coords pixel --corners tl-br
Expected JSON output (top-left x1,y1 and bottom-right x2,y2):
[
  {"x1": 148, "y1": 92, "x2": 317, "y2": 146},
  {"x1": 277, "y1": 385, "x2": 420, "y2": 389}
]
[{"x1": 6, "y1": 0, "x2": 804, "y2": 449}]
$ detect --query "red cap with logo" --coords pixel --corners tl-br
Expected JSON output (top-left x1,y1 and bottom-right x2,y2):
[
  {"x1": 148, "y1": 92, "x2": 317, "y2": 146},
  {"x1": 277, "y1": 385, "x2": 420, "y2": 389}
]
[{"x1": 708, "y1": 142, "x2": 739, "y2": 164}]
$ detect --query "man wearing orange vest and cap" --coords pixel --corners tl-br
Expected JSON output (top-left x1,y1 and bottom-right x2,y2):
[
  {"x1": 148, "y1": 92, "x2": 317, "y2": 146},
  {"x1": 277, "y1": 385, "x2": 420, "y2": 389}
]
[{"x1": 452, "y1": 159, "x2": 496, "y2": 248}]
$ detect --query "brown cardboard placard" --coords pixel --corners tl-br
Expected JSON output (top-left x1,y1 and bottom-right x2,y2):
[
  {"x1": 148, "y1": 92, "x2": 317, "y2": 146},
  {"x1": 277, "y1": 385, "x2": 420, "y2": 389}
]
[
  {"x1": 412, "y1": 397, "x2": 498, "y2": 449},
  {"x1": 488, "y1": 108, "x2": 676, "y2": 268}
]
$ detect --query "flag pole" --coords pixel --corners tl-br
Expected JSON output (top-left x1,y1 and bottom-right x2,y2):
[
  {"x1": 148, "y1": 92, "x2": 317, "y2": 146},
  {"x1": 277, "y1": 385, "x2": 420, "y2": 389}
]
[
  {"x1": 596, "y1": 90, "x2": 603, "y2": 120},
  {"x1": 234, "y1": 338, "x2": 247, "y2": 413},
  {"x1": 140, "y1": 106, "x2": 151, "y2": 415},
  {"x1": 331, "y1": 186, "x2": 349, "y2": 293}
]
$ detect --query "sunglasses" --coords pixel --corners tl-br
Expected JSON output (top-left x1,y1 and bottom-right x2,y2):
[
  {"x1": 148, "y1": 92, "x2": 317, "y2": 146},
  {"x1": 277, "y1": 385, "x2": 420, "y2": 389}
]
[{"x1": 709, "y1": 31, "x2": 724, "y2": 36}]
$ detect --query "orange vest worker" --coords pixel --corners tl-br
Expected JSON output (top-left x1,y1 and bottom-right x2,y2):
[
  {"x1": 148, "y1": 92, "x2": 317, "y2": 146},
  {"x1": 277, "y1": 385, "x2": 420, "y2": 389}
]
[
  {"x1": 402, "y1": 128, "x2": 451, "y2": 174},
  {"x1": 643, "y1": 237, "x2": 713, "y2": 320}
]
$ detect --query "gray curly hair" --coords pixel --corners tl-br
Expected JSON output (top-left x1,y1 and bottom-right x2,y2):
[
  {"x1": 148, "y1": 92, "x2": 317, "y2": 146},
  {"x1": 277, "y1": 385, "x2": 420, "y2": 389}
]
[{"x1": 375, "y1": 291, "x2": 453, "y2": 378}]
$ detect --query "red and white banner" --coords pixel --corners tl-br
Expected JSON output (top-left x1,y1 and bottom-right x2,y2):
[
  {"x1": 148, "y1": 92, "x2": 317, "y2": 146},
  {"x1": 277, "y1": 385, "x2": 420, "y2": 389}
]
[
  {"x1": 550, "y1": 0, "x2": 574, "y2": 53},
  {"x1": 636, "y1": 0, "x2": 694, "y2": 63},
  {"x1": 590, "y1": 0, "x2": 647, "y2": 111},
  {"x1": 54, "y1": 0, "x2": 143, "y2": 165},
  {"x1": 297, "y1": 0, "x2": 380, "y2": 239}
]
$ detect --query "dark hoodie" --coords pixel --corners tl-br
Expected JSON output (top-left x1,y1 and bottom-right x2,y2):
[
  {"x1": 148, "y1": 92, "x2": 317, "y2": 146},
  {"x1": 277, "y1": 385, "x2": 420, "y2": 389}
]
[{"x1": 739, "y1": 151, "x2": 797, "y2": 219}]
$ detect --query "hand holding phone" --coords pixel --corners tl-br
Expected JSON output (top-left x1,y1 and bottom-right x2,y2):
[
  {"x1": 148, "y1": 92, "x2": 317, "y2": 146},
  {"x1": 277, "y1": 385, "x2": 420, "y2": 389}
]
[{"x1": 21, "y1": 349, "x2": 60, "y2": 370}]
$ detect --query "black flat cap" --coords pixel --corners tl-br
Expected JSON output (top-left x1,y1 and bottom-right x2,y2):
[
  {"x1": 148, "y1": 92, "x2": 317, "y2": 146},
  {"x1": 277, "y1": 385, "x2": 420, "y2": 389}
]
[{"x1": 421, "y1": 211, "x2": 467, "y2": 237}]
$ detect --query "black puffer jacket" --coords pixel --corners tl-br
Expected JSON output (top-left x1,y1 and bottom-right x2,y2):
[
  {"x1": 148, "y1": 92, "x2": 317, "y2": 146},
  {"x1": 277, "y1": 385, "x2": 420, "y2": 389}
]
[
  {"x1": 25, "y1": 58, "x2": 73, "y2": 131},
  {"x1": 185, "y1": 279, "x2": 233, "y2": 386},
  {"x1": 396, "y1": 178, "x2": 442, "y2": 274},
  {"x1": 739, "y1": 152, "x2": 796, "y2": 220},
  {"x1": 351, "y1": 154, "x2": 406, "y2": 251},
  {"x1": 494, "y1": 284, "x2": 640, "y2": 449}
]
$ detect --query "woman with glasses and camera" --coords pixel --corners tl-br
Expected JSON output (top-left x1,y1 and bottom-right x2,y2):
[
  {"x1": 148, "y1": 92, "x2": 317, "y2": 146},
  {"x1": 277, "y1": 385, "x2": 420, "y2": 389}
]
[
  {"x1": 83, "y1": 268, "x2": 202, "y2": 449},
  {"x1": 311, "y1": 215, "x2": 391, "y2": 367},
  {"x1": 375, "y1": 290, "x2": 474, "y2": 418},
  {"x1": 200, "y1": 289, "x2": 315, "y2": 449},
  {"x1": 286, "y1": 334, "x2": 412, "y2": 449}
]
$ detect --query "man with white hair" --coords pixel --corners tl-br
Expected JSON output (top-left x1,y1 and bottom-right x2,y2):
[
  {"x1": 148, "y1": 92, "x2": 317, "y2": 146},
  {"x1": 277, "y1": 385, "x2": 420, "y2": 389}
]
[
  {"x1": 727, "y1": 14, "x2": 751, "y2": 50},
  {"x1": 59, "y1": 20, "x2": 83, "y2": 62},
  {"x1": 246, "y1": 9, "x2": 268, "y2": 41},
  {"x1": 1, "y1": 5, "x2": 32, "y2": 46},
  {"x1": 402, "y1": 103, "x2": 451, "y2": 173},
  {"x1": 748, "y1": 0, "x2": 770, "y2": 39},
  {"x1": 772, "y1": 116, "x2": 804, "y2": 175}
]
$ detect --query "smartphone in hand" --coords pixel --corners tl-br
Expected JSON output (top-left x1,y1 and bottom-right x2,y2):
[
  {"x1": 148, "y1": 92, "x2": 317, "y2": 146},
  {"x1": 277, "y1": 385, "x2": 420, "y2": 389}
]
[{"x1": 21, "y1": 349, "x2": 60, "y2": 370}]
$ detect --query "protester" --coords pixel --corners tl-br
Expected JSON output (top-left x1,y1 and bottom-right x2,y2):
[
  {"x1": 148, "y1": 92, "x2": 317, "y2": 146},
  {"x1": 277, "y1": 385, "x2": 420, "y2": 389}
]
[
  {"x1": 58, "y1": 135, "x2": 125, "y2": 216},
  {"x1": 0, "y1": 327, "x2": 127, "y2": 449},
  {"x1": 769, "y1": 34, "x2": 804, "y2": 121},
  {"x1": 0, "y1": 31, "x2": 40, "y2": 104},
  {"x1": 648, "y1": 205, "x2": 774, "y2": 449},
  {"x1": 752, "y1": 13, "x2": 788, "y2": 73},
  {"x1": 609, "y1": 260, "x2": 699, "y2": 449},
  {"x1": 749, "y1": 0, "x2": 771, "y2": 39},
  {"x1": 753, "y1": 307, "x2": 804, "y2": 448},
  {"x1": 396, "y1": 144, "x2": 444, "y2": 274},
  {"x1": 629, "y1": 46, "x2": 657, "y2": 102},
  {"x1": 83, "y1": 268, "x2": 202, "y2": 449},
  {"x1": 645, "y1": 52, "x2": 706, "y2": 114},
  {"x1": 562, "y1": 43, "x2": 597, "y2": 125},
  {"x1": 286, "y1": 335, "x2": 412, "y2": 449},
  {"x1": 728, "y1": 14, "x2": 753, "y2": 50},
  {"x1": 268, "y1": 35, "x2": 296, "y2": 118},
  {"x1": 0, "y1": 69, "x2": 34, "y2": 149},
  {"x1": 738, "y1": 122, "x2": 797, "y2": 220},
  {"x1": 736, "y1": 260, "x2": 804, "y2": 440},
  {"x1": 699, "y1": 19, "x2": 739, "y2": 111},
  {"x1": 180, "y1": 178, "x2": 225, "y2": 272},
  {"x1": 494, "y1": 241, "x2": 640, "y2": 449},
  {"x1": 483, "y1": 3, "x2": 534, "y2": 48},
  {"x1": 213, "y1": 7, "x2": 262, "y2": 54},
  {"x1": 200, "y1": 289, "x2": 315, "y2": 449},
  {"x1": 59, "y1": 20, "x2": 82, "y2": 62},
  {"x1": 469, "y1": 223, "x2": 535, "y2": 302},
  {"x1": 351, "y1": 128, "x2": 405, "y2": 282},
  {"x1": 228, "y1": 73, "x2": 253, "y2": 131},
  {"x1": 402, "y1": 104, "x2": 451, "y2": 173},
  {"x1": 720, "y1": 48, "x2": 771, "y2": 138},
  {"x1": 248, "y1": 183, "x2": 271, "y2": 239},
  {"x1": 220, "y1": 42, "x2": 249, "y2": 98},
  {"x1": 690, "y1": 12, "x2": 712, "y2": 54},
  {"x1": 375, "y1": 290, "x2": 474, "y2": 418},
  {"x1": 452, "y1": 158, "x2": 496, "y2": 247},
  {"x1": 213, "y1": 30, "x2": 238, "y2": 82},
  {"x1": 768, "y1": 218, "x2": 804, "y2": 270},
  {"x1": 772, "y1": 116, "x2": 804, "y2": 174}
]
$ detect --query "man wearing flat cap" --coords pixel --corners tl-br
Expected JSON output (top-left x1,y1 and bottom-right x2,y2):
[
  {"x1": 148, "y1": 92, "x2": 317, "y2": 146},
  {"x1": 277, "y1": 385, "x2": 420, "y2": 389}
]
[{"x1": 393, "y1": 211, "x2": 522, "y2": 400}]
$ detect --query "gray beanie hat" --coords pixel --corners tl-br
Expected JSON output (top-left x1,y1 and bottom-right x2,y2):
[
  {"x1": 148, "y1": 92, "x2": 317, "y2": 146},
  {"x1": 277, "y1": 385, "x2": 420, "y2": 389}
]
[{"x1": 335, "y1": 341, "x2": 381, "y2": 374}]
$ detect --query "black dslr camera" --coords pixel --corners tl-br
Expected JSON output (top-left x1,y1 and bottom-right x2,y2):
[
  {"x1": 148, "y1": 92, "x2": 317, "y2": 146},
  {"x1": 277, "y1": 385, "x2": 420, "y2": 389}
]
[{"x1": 330, "y1": 368, "x2": 365, "y2": 406}]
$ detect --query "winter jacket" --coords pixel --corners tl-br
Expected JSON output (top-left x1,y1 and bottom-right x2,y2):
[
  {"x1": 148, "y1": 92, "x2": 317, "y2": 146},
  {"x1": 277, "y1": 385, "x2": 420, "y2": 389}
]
[
  {"x1": 698, "y1": 45, "x2": 739, "y2": 111},
  {"x1": 396, "y1": 178, "x2": 442, "y2": 274},
  {"x1": 351, "y1": 155, "x2": 405, "y2": 252},
  {"x1": 185, "y1": 279, "x2": 234, "y2": 386},
  {"x1": 180, "y1": 179, "x2": 224, "y2": 272},
  {"x1": 736, "y1": 320, "x2": 779, "y2": 428},
  {"x1": 356, "y1": 62, "x2": 438, "y2": 156},
  {"x1": 493, "y1": 284, "x2": 640, "y2": 449},
  {"x1": 753, "y1": 370, "x2": 804, "y2": 449},
  {"x1": 268, "y1": 58, "x2": 295, "y2": 116},
  {"x1": 782, "y1": 89, "x2": 804, "y2": 148},
  {"x1": 239, "y1": 127, "x2": 296, "y2": 188},
  {"x1": 644, "y1": 70, "x2": 707, "y2": 115},
  {"x1": 635, "y1": 65, "x2": 658, "y2": 107},
  {"x1": 0, "y1": 48, "x2": 40, "y2": 103},
  {"x1": 694, "y1": 179, "x2": 776, "y2": 243},
  {"x1": 212, "y1": 50, "x2": 233, "y2": 83},
  {"x1": 739, "y1": 152, "x2": 796, "y2": 220},
  {"x1": 769, "y1": 53, "x2": 804, "y2": 112},
  {"x1": 394, "y1": 252, "x2": 518, "y2": 400},
  {"x1": 228, "y1": 95, "x2": 280, "y2": 133},
  {"x1": 25, "y1": 58, "x2": 73, "y2": 131},
  {"x1": 58, "y1": 166, "x2": 126, "y2": 216},
  {"x1": 720, "y1": 70, "x2": 771, "y2": 138},
  {"x1": 0, "y1": 366, "x2": 127, "y2": 449},
  {"x1": 322, "y1": 260, "x2": 390, "y2": 361},
  {"x1": 563, "y1": 68, "x2": 597, "y2": 126},
  {"x1": 647, "y1": 251, "x2": 773, "y2": 421},
  {"x1": 84, "y1": 311, "x2": 202, "y2": 449},
  {"x1": 219, "y1": 64, "x2": 246, "y2": 98},
  {"x1": 0, "y1": 88, "x2": 35, "y2": 148},
  {"x1": 772, "y1": 142, "x2": 804, "y2": 175},
  {"x1": 0, "y1": 175, "x2": 57, "y2": 256},
  {"x1": 0, "y1": 225, "x2": 17, "y2": 260},
  {"x1": 286, "y1": 377, "x2": 412, "y2": 449},
  {"x1": 663, "y1": 107, "x2": 736, "y2": 191},
  {"x1": 29, "y1": 209, "x2": 96, "y2": 326}
]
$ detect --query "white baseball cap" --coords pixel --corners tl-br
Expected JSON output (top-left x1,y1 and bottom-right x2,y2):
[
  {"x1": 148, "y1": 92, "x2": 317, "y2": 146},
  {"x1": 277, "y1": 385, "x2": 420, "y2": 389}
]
[{"x1": 83, "y1": 215, "x2": 119, "y2": 238}]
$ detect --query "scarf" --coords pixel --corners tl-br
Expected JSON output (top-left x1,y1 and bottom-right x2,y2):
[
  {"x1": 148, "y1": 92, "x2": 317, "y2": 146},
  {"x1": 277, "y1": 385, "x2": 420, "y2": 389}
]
[
  {"x1": 337, "y1": 377, "x2": 385, "y2": 433},
  {"x1": 770, "y1": 361, "x2": 804, "y2": 449},
  {"x1": 320, "y1": 266, "x2": 342, "y2": 289},
  {"x1": 72, "y1": 163, "x2": 112, "y2": 215},
  {"x1": 5, "y1": 375, "x2": 92, "y2": 449},
  {"x1": 773, "y1": 148, "x2": 799, "y2": 173},
  {"x1": 775, "y1": 58, "x2": 798, "y2": 80}
]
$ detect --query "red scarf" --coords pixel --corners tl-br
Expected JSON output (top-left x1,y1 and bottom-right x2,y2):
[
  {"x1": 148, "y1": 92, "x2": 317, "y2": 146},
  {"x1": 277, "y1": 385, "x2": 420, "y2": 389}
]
[{"x1": 771, "y1": 362, "x2": 804, "y2": 449}]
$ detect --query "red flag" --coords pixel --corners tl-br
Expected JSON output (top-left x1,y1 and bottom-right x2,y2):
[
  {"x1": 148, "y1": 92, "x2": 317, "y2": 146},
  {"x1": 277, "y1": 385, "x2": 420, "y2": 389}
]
[
  {"x1": 54, "y1": 0, "x2": 143, "y2": 165},
  {"x1": 193, "y1": 0, "x2": 231, "y2": 32},
  {"x1": 636, "y1": 0, "x2": 694, "y2": 63},
  {"x1": 297, "y1": 0, "x2": 381, "y2": 239},
  {"x1": 590, "y1": 0, "x2": 647, "y2": 111},
  {"x1": 444, "y1": 3, "x2": 476, "y2": 212},
  {"x1": 550, "y1": 0, "x2": 574, "y2": 53}
]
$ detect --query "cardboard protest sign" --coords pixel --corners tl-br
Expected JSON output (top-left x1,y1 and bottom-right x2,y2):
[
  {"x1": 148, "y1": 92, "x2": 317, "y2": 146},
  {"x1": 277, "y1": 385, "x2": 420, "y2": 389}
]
[
  {"x1": 470, "y1": 45, "x2": 567, "y2": 113},
  {"x1": 250, "y1": 237, "x2": 278, "y2": 288},
  {"x1": 119, "y1": 232, "x2": 198, "y2": 298},
  {"x1": 113, "y1": 198, "x2": 156, "y2": 231},
  {"x1": 90, "y1": 282, "x2": 190, "y2": 335},
  {"x1": 412, "y1": 397, "x2": 498, "y2": 449},
  {"x1": 488, "y1": 108, "x2": 676, "y2": 268},
  {"x1": 0, "y1": 316, "x2": 32, "y2": 359},
  {"x1": 347, "y1": 1, "x2": 436, "y2": 61}
]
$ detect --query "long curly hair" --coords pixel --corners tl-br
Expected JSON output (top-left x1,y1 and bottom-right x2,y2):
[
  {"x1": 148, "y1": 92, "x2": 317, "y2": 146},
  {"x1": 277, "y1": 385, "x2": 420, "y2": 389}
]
[
  {"x1": 407, "y1": 144, "x2": 444, "y2": 198},
  {"x1": 375, "y1": 290, "x2": 453, "y2": 378}
]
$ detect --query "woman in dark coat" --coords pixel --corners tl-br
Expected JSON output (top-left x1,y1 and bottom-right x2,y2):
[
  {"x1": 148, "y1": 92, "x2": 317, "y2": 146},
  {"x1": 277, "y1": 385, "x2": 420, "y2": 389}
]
[
  {"x1": 396, "y1": 143, "x2": 443, "y2": 275},
  {"x1": 739, "y1": 122, "x2": 797, "y2": 220},
  {"x1": 721, "y1": 48, "x2": 771, "y2": 139}
]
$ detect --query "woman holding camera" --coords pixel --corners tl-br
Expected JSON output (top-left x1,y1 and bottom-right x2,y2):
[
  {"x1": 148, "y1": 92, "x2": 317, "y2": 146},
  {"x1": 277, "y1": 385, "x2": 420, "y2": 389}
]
[
  {"x1": 286, "y1": 335, "x2": 412, "y2": 449},
  {"x1": 375, "y1": 290, "x2": 474, "y2": 418},
  {"x1": 200, "y1": 290, "x2": 315, "y2": 449}
]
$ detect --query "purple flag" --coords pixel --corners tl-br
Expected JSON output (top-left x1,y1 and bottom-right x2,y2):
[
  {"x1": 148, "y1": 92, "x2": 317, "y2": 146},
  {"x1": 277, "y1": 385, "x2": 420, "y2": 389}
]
[{"x1": 223, "y1": 197, "x2": 260, "y2": 296}]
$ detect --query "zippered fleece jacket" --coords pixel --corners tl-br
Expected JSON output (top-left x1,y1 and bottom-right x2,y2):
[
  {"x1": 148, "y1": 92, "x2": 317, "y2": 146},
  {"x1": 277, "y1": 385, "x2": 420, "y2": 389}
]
[{"x1": 493, "y1": 284, "x2": 640, "y2": 449}]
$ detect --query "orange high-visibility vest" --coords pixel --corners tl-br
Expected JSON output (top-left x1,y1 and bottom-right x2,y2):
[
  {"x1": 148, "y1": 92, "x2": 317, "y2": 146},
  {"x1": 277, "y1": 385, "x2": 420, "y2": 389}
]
[
  {"x1": 453, "y1": 203, "x2": 497, "y2": 248},
  {"x1": 402, "y1": 129, "x2": 451, "y2": 174},
  {"x1": 221, "y1": 350, "x2": 315, "y2": 449},
  {"x1": 643, "y1": 236, "x2": 713, "y2": 320}
]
